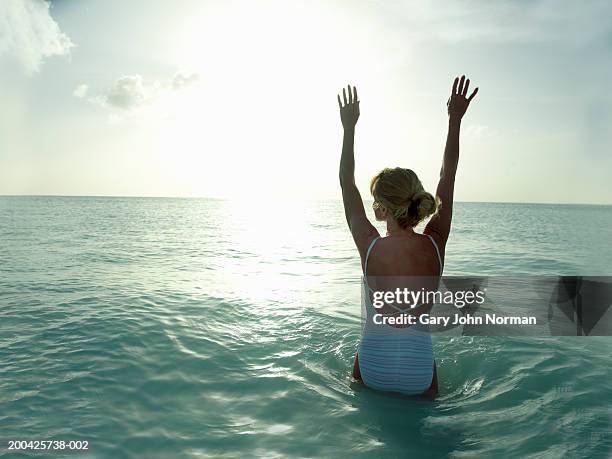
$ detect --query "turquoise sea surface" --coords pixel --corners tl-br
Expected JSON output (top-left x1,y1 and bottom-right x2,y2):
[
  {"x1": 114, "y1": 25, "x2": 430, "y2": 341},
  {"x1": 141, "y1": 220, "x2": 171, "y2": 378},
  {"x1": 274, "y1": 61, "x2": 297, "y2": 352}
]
[{"x1": 1, "y1": 197, "x2": 611, "y2": 458}]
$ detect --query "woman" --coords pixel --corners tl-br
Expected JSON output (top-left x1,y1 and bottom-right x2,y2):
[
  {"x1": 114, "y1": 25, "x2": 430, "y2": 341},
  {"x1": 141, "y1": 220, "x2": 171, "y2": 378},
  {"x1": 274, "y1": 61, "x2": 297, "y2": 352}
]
[{"x1": 337, "y1": 76, "x2": 478, "y2": 396}]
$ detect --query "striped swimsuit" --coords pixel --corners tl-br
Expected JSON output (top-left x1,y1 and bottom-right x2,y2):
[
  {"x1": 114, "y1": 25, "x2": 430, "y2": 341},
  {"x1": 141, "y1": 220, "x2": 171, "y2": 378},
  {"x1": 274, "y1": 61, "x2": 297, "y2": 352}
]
[{"x1": 358, "y1": 234, "x2": 443, "y2": 395}]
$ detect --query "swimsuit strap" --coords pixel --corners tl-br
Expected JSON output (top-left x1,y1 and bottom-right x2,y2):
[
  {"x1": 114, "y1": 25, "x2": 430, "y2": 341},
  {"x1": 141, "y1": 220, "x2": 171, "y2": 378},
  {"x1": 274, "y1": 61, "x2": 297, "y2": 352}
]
[
  {"x1": 425, "y1": 234, "x2": 443, "y2": 275},
  {"x1": 363, "y1": 236, "x2": 381, "y2": 276}
]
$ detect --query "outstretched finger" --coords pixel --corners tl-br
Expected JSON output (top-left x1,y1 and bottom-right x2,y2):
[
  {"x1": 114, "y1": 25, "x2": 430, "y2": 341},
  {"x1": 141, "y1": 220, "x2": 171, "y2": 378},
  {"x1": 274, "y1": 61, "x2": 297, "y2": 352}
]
[
  {"x1": 348, "y1": 85, "x2": 353, "y2": 104},
  {"x1": 467, "y1": 87, "x2": 479, "y2": 102},
  {"x1": 353, "y1": 85, "x2": 358, "y2": 103},
  {"x1": 337, "y1": 94, "x2": 342, "y2": 109},
  {"x1": 343, "y1": 87, "x2": 348, "y2": 106},
  {"x1": 463, "y1": 79, "x2": 470, "y2": 97},
  {"x1": 452, "y1": 77, "x2": 459, "y2": 94},
  {"x1": 458, "y1": 75, "x2": 465, "y2": 95}
]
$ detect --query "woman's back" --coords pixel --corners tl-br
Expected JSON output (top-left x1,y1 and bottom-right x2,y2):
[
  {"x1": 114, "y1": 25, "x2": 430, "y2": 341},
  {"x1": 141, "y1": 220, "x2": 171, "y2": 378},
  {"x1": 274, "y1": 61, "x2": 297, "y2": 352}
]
[
  {"x1": 357, "y1": 233, "x2": 442, "y2": 395},
  {"x1": 365, "y1": 234, "x2": 442, "y2": 277}
]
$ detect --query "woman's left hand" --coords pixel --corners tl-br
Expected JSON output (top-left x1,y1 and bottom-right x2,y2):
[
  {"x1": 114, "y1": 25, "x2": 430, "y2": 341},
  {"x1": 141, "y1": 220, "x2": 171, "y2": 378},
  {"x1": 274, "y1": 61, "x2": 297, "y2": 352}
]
[
  {"x1": 447, "y1": 75, "x2": 478, "y2": 122},
  {"x1": 337, "y1": 84, "x2": 360, "y2": 129}
]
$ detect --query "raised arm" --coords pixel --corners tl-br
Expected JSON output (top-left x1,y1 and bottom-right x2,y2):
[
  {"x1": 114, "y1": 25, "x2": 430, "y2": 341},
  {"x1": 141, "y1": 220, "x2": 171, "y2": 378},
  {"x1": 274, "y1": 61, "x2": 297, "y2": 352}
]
[
  {"x1": 337, "y1": 84, "x2": 379, "y2": 258},
  {"x1": 425, "y1": 75, "x2": 478, "y2": 252}
]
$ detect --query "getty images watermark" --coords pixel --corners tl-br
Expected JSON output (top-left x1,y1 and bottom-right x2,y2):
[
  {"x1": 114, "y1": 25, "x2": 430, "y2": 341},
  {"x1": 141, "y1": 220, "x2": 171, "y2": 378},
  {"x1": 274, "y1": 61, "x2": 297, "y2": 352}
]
[
  {"x1": 361, "y1": 276, "x2": 612, "y2": 336},
  {"x1": 369, "y1": 285, "x2": 526, "y2": 327}
]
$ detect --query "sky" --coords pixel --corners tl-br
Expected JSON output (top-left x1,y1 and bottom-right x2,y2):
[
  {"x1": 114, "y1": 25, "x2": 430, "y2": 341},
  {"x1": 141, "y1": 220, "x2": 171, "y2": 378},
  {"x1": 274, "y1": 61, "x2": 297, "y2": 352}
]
[{"x1": 0, "y1": 0, "x2": 611, "y2": 204}]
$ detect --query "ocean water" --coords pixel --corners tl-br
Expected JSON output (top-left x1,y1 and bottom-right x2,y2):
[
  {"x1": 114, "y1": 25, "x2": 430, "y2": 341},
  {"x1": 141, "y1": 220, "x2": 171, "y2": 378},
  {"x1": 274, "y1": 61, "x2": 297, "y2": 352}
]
[{"x1": 1, "y1": 197, "x2": 611, "y2": 459}]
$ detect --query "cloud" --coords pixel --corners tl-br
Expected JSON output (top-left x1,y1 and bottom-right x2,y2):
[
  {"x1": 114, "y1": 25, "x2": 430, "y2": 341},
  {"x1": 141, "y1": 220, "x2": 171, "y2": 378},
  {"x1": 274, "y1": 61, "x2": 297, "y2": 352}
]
[
  {"x1": 93, "y1": 75, "x2": 159, "y2": 110},
  {"x1": 0, "y1": 0, "x2": 73, "y2": 74},
  {"x1": 172, "y1": 71, "x2": 200, "y2": 90},
  {"x1": 80, "y1": 71, "x2": 200, "y2": 112},
  {"x1": 73, "y1": 83, "x2": 88, "y2": 98}
]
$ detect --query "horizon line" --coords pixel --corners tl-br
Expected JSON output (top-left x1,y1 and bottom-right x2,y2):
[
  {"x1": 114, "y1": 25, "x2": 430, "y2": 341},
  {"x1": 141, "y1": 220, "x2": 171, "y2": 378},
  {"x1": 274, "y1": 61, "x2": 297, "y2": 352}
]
[{"x1": 1, "y1": 194, "x2": 610, "y2": 207}]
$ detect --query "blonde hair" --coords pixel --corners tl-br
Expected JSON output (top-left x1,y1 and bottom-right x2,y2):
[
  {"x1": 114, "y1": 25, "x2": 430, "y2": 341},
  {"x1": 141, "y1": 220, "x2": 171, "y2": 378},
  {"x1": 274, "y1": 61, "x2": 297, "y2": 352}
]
[{"x1": 370, "y1": 167, "x2": 438, "y2": 229}]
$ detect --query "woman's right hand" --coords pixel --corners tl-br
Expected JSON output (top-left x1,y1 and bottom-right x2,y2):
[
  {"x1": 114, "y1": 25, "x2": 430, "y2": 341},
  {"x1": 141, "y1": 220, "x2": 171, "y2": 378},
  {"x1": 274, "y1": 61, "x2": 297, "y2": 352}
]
[
  {"x1": 447, "y1": 75, "x2": 478, "y2": 122},
  {"x1": 337, "y1": 84, "x2": 360, "y2": 130}
]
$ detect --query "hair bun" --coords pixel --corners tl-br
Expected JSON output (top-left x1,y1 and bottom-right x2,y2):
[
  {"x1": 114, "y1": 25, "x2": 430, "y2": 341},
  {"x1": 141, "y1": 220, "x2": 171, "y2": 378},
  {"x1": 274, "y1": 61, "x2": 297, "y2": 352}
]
[
  {"x1": 370, "y1": 167, "x2": 438, "y2": 228},
  {"x1": 411, "y1": 191, "x2": 437, "y2": 220}
]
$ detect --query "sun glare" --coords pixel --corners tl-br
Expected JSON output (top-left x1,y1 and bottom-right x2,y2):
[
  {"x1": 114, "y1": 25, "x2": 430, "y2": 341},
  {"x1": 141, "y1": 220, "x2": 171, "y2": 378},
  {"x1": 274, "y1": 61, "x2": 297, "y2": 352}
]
[{"x1": 145, "y1": 0, "x2": 396, "y2": 199}]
